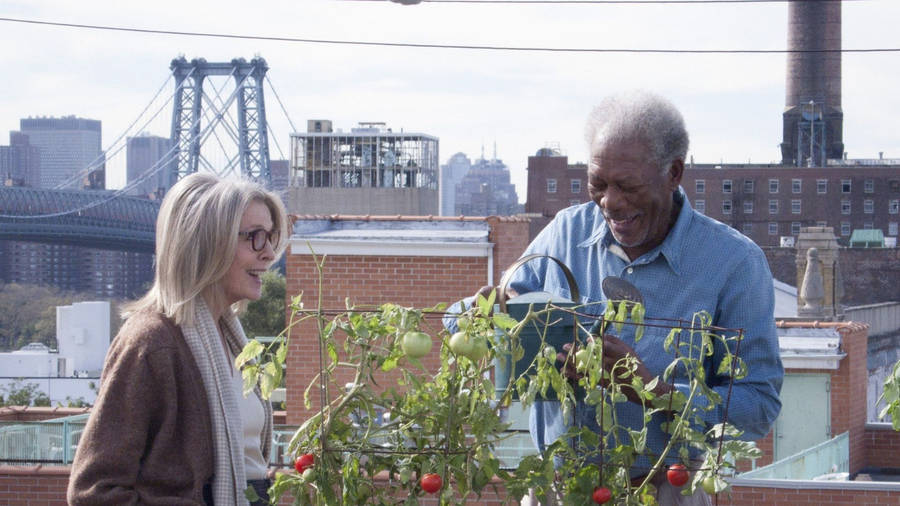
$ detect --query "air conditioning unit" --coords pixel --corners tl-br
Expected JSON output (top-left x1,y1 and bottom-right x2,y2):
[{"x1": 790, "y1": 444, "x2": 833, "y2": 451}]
[{"x1": 780, "y1": 236, "x2": 796, "y2": 248}]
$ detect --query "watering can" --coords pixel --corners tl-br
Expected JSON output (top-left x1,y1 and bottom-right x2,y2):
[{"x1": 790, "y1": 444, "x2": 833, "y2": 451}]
[{"x1": 492, "y1": 254, "x2": 590, "y2": 400}]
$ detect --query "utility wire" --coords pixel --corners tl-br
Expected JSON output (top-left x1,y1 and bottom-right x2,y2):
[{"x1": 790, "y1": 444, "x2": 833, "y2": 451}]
[
  {"x1": 361, "y1": 0, "x2": 853, "y2": 3},
  {"x1": 1, "y1": 16, "x2": 896, "y2": 54}
]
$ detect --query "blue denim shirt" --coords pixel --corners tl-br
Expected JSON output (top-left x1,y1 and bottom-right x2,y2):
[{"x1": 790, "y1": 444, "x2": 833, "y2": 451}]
[{"x1": 447, "y1": 190, "x2": 783, "y2": 475}]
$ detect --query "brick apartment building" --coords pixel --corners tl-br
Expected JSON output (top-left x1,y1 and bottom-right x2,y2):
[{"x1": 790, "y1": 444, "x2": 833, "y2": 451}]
[
  {"x1": 681, "y1": 163, "x2": 900, "y2": 248},
  {"x1": 524, "y1": 148, "x2": 588, "y2": 239},
  {"x1": 523, "y1": 150, "x2": 900, "y2": 249}
]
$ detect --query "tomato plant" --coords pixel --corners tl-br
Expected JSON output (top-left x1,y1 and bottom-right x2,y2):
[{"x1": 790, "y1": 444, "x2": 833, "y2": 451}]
[
  {"x1": 420, "y1": 473, "x2": 442, "y2": 494},
  {"x1": 666, "y1": 464, "x2": 689, "y2": 487},
  {"x1": 236, "y1": 255, "x2": 763, "y2": 505}
]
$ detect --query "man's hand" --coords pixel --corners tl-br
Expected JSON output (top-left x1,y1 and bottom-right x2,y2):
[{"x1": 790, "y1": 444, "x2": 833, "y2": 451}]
[{"x1": 557, "y1": 335, "x2": 673, "y2": 405}]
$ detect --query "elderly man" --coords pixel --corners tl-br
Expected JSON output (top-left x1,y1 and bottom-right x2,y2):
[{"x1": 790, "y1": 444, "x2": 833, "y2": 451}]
[{"x1": 449, "y1": 91, "x2": 783, "y2": 505}]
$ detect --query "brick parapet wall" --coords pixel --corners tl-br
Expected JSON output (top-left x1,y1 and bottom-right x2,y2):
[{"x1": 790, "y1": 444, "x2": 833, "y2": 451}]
[
  {"x1": 486, "y1": 216, "x2": 530, "y2": 285},
  {"x1": 283, "y1": 253, "x2": 488, "y2": 424},
  {"x1": 864, "y1": 423, "x2": 900, "y2": 469},
  {"x1": 0, "y1": 466, "x2": 70, "y2": 506}
]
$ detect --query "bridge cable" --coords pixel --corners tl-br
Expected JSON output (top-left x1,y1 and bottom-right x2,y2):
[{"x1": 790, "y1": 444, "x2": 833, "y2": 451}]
[{"x1": 52, "y1": 72, "x2": 177, "y2": 190}]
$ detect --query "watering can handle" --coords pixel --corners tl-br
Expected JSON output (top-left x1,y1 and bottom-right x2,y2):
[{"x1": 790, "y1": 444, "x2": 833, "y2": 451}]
[{"x1": 497, "y1": 254, "x2": 581, "y2": 314}]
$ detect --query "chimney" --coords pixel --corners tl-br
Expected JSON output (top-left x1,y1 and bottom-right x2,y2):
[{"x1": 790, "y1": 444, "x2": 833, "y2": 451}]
[{"x1": 780, "y1": 1, "x2": 844, "y2": 167}]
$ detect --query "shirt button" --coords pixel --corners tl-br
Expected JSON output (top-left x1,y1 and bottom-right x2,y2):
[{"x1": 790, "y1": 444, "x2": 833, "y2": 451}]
[{"x1": 626, "y1": 267, "x2": 634, "y2": 274}]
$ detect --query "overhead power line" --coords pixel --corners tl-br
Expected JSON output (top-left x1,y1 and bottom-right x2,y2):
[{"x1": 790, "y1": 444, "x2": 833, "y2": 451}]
[
  {"x1": 0, "y1": 16, "x2": 896, "y2": 54},
  {"x1": 370, "y1": 0, "x2": 853, "y2": 4}
]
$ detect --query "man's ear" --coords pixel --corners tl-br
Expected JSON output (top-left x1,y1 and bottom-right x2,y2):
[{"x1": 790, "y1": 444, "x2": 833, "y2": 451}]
[{"x1": 667, "y1": 158, "x2": 685, "y2": 190}]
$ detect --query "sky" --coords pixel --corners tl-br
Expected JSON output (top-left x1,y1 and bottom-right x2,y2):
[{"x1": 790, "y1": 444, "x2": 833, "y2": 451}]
[{"x1": 2, "y1": 0, "x2": 899, "y2": 202}]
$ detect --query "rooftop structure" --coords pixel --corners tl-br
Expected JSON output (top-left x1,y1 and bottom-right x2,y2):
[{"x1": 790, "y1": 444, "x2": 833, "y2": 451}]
[{"x1": 287, "y1": 120, "x2": 439, "y2": 216}]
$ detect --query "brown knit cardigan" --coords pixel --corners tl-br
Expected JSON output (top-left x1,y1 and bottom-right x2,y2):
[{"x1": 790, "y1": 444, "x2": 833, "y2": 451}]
[{"x1": 68, "y1": 310, "x2": 216, "y2": 505}]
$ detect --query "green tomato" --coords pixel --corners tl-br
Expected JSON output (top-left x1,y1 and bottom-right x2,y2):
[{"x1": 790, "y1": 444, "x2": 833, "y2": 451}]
[
  {"x1": 701, "y1": 475, "x2": 718, "y2": 494},
  {"x1": 575, "y1": 348, "x2": 591, "y2": 371},
  {"x1": 301, "y1": 467, "x2": 315, "y2": 483},
  {"x1": 448, "y1": 331, "x2": 475, "y2": 357},
  {"x1": 401, "y1": 331, "x2": 432, "y2": 358}
]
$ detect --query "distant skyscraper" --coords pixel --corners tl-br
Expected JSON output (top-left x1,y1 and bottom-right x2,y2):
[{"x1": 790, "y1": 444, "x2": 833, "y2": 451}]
[
  {"x1": 126, "y1": 134, "x2": 174, "y2": 198},
  {"x1": 270, "y1": 159, "x2": 290, "y2": 194},
  {"x1": 0, "y1": 132, "x2": 40, "y2": 187},
  {"x1": 18, "y1": 116, "x2": 103, "y2": 189},
  {"x1": 453, "y1": 147, "x2": 521, "y2": 217},
  {"x1": 441, "y1": 152, "x2": 472, "y2": 216}
]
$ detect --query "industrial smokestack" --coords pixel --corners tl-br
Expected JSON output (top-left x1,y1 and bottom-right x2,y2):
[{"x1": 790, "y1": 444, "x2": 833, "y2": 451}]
[{"x1": 781, "y1": 0, "x2": 843, "y2": 167}]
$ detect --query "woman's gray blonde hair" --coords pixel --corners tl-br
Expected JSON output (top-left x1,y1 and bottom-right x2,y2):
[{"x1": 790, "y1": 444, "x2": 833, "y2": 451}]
[
  {"x1": 124, "y1": 172, "x2": 291, "y2": 326},
  {"x1": 585, "y1": 90, "x2": 690, "y2": 174}
]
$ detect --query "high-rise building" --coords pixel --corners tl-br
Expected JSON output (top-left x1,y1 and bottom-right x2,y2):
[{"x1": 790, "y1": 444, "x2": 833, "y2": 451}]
[
  {"x1": 270, "y1": 159, "x2": 290, "y2": 195},
  {"x1": 0, "y1": 132, "x2": 41, "y2": 187},
  {"x1": 17, "y1": 116, "x2": 103, "y2": 189},
  {"x1": 0, "y1": 241, "x2": 153, "y2": 299},
  {"x1": 440, "y1": 152, "x2": 471, "y2": 216},
  {"x1": 287, "y1": 120, "x2": 439, "y2": 216},
  {"x1": 126, "y1": 134, "x2": 174, "y2": 199},
  {"x1": 453, "y1": 150, "x2": 521, "y2": 217}
]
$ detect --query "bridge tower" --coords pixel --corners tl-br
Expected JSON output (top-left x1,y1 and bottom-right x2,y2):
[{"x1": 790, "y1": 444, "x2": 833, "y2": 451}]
[{"x1": 169, "y1": 57, "x2": 271, "y2": 185}]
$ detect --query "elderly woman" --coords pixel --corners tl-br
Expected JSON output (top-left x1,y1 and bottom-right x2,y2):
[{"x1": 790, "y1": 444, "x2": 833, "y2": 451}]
[{"x1": 68, "y1": 173, "x2": 292, "y2": 505}]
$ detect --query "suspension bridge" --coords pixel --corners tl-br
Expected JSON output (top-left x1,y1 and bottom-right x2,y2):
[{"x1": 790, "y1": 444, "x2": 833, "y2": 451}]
[{"x1": 0, "y1": 56, "x2": 295, "y2": 253}]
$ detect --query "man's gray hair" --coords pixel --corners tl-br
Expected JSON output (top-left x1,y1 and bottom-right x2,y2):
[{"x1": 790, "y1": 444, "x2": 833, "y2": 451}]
[{"x1": 585, "y1": 90, "x2": 689, "y2": 173}]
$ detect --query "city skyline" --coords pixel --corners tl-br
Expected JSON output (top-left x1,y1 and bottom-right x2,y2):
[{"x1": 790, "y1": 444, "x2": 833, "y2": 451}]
[{"x1": 2, "y1": 0, "x2": 899, "y2": 202}]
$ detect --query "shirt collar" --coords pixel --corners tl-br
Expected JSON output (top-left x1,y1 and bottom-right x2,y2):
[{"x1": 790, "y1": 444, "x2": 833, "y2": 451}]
[{"x1": 579, "y1": 188, "x2": 694, "y2": 275}]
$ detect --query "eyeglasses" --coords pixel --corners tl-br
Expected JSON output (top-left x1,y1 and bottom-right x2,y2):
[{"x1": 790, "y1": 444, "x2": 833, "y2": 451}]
[{"x1": 238, "y1": 228, "x2": 280, "y2": 252}]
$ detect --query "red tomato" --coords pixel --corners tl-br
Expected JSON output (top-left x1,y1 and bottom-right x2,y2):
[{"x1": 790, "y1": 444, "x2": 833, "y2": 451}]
[
  {"x1": 294, "y1": 453, "x2": 315, "y2": 473},
  {"x1": 420, "y1": 473, "x2": 442, "y2": 494},
  {"x1": 666, "y1": 464, "x2": 690, "y2": 487},
  {"x1": 592, "y1": 486, "x2": 612, "y2": 504}
]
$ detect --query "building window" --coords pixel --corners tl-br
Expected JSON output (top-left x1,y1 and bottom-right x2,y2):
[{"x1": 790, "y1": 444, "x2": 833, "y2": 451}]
[
  {"x1": 696, "y1": 180, "x2": 706, "y2": 194},
  {"x1": 743, "y1": 180, "x2": 754, "y2": 194},
  {"x1": 841, "y1": 179, "x2": 851, "y2": 193},
  {"x1": 865, "y1": 179, "x2": 875, "y2": 193},
  {"x1": 570, "y1": 179, "x2": 581, "y2": 193},
  {"x1": 889, "y1": 222, "x2": 898, "y2": 236},
  {"x1": 890, "y1": 180, "x2": 900, "y2": 192},
  {"x1": 791, "y1": 199, "x2": 801, "y2": 214},
  {"x1": 889, "y1": 199, "x2": 899, "y2": 214},
  {"x1": 569, "y1": 199, "x2": 581, "y2": 207},
  {"x1": 817, "y1": 221, "x2": 827, "y2": 228},
  {"x1": 864, "y1": 222, "x2": 873, "y2": 230},
  {"x1": 792, "y1": 179, "x2": 802, "y2": 194},
  {"x1": 694, "y1": 199, "x2": 705, "y2": 214},
  {"x1": 864, "y1": 199, "x2": 874, "y2": 214},
  {"x1": 791, "y1": 222, "x2": 801, "y2": 235},
  {"x1": 769, "y1": 200, "x2": 779, "y2": 214},
  {"x1": 840, "y1": 222, "x2": 851, "y2": 236},
  {"x1": 744, "y1": 201, "x2": 753, "y2": 214},
  {"x1": 722, "y1": 200, "x2": 732, "y2": 214},
  {"x1": 547, "y1": 179, "x2": 557, "y2": 193},
  {"x1": 841, "y1": 200, "x2": 851, "y2": 215},
  {"x1": 817, "y1": 179, "x2": 827, "y2": 194},
  {"x1": 722, "y1": 180, "x2": 732, "y2": 194},
  {"x1": 768, "y1": 222, "x2": 778, "y2": 235},
  {"x1": 742, "y1": 223, "x2": 753, "y2": 235},
  {"x1": 769, "y1": 179, "x2": 779, "y2": 193}
]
